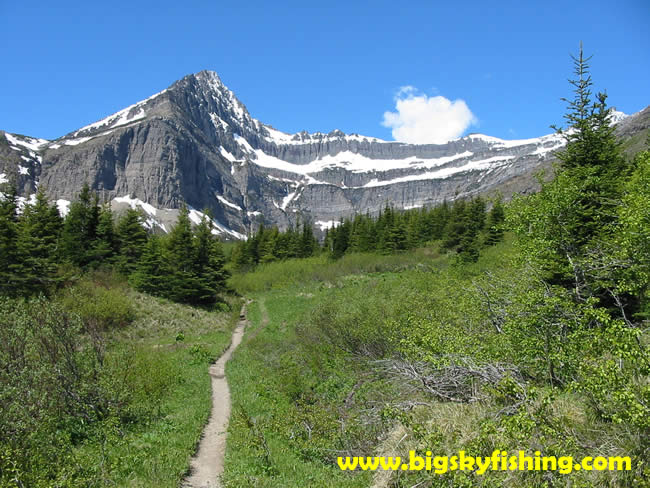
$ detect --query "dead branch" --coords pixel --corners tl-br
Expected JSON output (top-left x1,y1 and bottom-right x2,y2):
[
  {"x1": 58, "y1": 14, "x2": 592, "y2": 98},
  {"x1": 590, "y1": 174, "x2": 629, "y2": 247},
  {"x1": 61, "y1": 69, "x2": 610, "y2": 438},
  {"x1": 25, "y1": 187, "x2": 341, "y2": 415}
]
[{"x1": 374, "y1": 356, "x2": 523, "y2": 403}]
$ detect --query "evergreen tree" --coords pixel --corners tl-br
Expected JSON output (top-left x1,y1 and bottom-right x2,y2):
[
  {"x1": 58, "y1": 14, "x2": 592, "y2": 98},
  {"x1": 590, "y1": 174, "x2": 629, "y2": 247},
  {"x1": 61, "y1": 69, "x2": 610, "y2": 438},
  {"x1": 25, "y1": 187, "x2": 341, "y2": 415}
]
[
  {"x1": 258, "y1": 226, "x2": 279, "y2": 263},
  {"x1": 88, "y1": 205, "x2": 117, "y2": 266},
  {"x1": 331, "y1": 218, "x2": 350, "y2": 259},
  {"x1": 15, "y1": 189, "x2": 62, "y2": 295},
  {"x1": 60, "y1": 184, "x2": 99, "y2": 267},
  {"x1": 115, "y1": 208, "x2": 148, "y2": 275},
  {"x1": 0, "y1": 182, "x2": 20, "y2": 295},
  {"x1": 510, "y1": 44, "x2": 629, "y2": 301},
  {"x1": 231, "y1": 239, "x2": 252, "y2": 269},
  {"x1": 412, "y1": 207, "x2": 432, "y2": 244},
  {"x1": 299, "y1": 220, "x2": 318, "y2": 258},
  {"x1": 552, "y1": 43, "x2": 627, "y2": 248},
  {"x1": 457, "y1": 231, "x2": 480, "y2": 263},
  {"x1": 248, "y1": 222, "x2": 264, "y2": 264},
  {"x1": 347, "y1": 215, "x2": 364, "y2": 253},
  {"x1": 430, "y1": 200, "x2": 450, "y2": 240},
  {"x1": 382, "y1": 218, "x2": 407, "y2": 254},
  {"x1": 192, "y1": 214, "x2": 229, "y2": 304},
  {"x1": 165, "y1": 205, "x2": 199, "y2": 303},
  {"x1": 467, "y1": 196, "x2": 486, "y2": 234},
  {"x1": 130, "y1": 236, "x2": 168, "y2": 295},
  {"x1": 485, "y1": 196, "x2": 505, "y2": 246},
  {"x1": 204, "y1": 236, "x2": 229, "y2": 299},
  {"x1": 441, "y1": 199, "x2": 467, "y2": 250}
]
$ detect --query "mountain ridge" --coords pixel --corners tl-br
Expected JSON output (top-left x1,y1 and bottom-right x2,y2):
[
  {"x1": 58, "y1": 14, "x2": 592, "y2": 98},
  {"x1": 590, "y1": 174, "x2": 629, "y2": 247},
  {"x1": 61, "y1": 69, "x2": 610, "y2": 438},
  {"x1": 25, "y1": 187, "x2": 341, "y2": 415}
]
[{"x1": 1, "y1": 70, "x2": 647, "y2": 239}]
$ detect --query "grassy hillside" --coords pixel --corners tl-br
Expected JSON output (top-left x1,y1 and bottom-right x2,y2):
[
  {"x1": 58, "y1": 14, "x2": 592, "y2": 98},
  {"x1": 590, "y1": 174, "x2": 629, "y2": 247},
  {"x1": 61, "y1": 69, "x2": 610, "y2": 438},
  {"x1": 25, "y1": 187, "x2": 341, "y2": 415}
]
[
  {"x1": 0, "y1": 271, "x2": 241, "y2": 487},
  {"x1": 224, "y1": 238, "x2": 647, "y2": 487}
]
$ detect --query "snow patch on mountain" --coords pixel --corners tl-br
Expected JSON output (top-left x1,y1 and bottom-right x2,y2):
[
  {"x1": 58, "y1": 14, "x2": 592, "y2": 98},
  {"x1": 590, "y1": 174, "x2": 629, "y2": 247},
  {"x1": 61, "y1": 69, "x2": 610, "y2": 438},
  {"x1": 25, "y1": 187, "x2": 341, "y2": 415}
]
[
  {"x1": 188, "y1": 207, "x2": 246, "y2": 240},
  {"x1": 315, "y1": 220, "x2": 340, "y2": 231},
  {"x1": 610, "y1": 109, "x2": 628, "y2": 124},
  {"x1": 56, "y1": 199, "x2": 71, "y2": 217},
  {"x1": 465, "y1": 132, "x2": 564, "y2": 149},
  {"x1": 247, "y1": 147, "x2": 477, "y2": 177},
  {"x1": 261, "y1": 125, "x2": 386, "y2": 146},
  {"x1": 114, "y1": 195, "x2": 158, "y2": 216},
  {"x1": 63, "y1": 136, "x2": 94, "y2": 146},
  {"x1": 361, "y1": 155, "x2": 516, "y2": 188},
  {"x1": 281, "y1": 188, "x2": 301, "y2": 210},
  {"x1": 219, "y1": 146, "x2": 237, "y2": 162},
  {"x1": 211, "y1": 113, "x2": 230, "y2": 131},
  {"x1": 217, "y1": 195, "x2": 242, "y2": 211},
  {"x1": 202, "y1": 71, "x2": 250, "y2": 123},
  {"x1": 4, "y1": 133, "x2": 50, "y2": 152},
  {"x1": 16, "y1": 194, "x2": 37, "y2": 212},
  {"x1": 72, "y1": 89, "x2": 167, "y2": 136}
]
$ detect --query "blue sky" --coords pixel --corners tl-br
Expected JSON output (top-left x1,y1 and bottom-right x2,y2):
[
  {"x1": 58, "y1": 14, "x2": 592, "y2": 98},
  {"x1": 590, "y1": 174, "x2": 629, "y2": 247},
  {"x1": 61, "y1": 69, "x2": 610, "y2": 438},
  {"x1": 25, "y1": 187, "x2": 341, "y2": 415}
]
[{"x1": 1, "y1": 0, "x2": 648, "y2": 142}]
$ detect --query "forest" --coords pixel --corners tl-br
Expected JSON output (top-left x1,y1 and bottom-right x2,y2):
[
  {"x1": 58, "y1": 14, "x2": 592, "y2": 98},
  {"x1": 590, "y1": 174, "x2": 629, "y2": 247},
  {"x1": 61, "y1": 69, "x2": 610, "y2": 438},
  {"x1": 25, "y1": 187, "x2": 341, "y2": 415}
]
[{"x1": 0, "y1": 48, "x2": 648, "y2": 487}]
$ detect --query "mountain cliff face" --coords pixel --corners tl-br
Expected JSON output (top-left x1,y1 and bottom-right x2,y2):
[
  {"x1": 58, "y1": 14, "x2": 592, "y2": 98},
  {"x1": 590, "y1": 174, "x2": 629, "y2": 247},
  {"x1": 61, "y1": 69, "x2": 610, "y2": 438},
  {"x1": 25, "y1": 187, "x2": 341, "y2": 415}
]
[{"x1": 1, "y1": 71, "x2": 647, "y2": 238}]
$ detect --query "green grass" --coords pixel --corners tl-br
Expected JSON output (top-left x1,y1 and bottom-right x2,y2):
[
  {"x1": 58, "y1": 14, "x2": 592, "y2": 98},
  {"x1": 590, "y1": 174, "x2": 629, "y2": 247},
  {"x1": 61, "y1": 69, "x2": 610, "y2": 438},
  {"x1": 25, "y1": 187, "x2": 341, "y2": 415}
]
[
  {"x1": 223, "y1": 290, "x2": 382, "y2": 487},
  {"x1": 621, "y1": 128, "x2": 650, "y2": 159},
  {"x1": 223, "y1": 245, "x2": 467, "y2": 487},
  {"x1": 228, "y1": 246, "x2": 449, "y2": 294},
  {"x1": 66, "y1": 281, "x2": 242, "y2": 487},
  {"x1": 224, "y1": 239, "x2": 646, "y2": 487}
]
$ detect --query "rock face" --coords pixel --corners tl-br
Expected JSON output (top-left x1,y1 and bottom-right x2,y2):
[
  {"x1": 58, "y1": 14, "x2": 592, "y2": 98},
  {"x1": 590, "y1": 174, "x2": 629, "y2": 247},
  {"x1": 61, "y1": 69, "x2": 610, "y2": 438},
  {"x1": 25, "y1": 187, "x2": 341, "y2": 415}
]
[{"x1": 1, "y1": 71, "x2": 647, "y2": 238}]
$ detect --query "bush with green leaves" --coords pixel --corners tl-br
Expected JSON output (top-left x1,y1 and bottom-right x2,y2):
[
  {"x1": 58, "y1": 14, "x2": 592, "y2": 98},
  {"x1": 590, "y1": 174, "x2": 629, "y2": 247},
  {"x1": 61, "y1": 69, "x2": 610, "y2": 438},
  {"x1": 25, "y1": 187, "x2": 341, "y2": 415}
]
[
  {"x1": 58, "y1": 271, "x2": 136, "y2": 331},
  {"x1": 0, "y1": 297, "x2": 111, "y2": 486}
]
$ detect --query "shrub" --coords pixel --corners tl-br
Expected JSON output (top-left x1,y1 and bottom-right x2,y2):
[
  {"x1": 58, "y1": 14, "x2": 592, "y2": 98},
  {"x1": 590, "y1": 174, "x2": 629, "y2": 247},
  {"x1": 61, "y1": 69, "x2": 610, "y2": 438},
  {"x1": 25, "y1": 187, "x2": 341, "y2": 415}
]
[{"x1": 58, "y1": 272, "x2": 136, "y2": 330}]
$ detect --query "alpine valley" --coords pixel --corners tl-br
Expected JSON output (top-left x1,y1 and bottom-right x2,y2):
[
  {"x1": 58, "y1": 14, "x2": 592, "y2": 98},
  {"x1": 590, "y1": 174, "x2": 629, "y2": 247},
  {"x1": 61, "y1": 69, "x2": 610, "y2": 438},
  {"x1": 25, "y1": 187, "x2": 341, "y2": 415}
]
[{"x1": 1, "y1": 70, "x2": 648, "y2": 239}]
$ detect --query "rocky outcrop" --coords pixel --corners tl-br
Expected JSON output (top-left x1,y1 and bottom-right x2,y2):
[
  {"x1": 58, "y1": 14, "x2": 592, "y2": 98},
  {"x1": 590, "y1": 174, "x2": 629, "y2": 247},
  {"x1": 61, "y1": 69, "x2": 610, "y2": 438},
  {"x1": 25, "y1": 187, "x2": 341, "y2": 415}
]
[{"x1": 1, "y1": 70, "x2": 647, "y2": 239}]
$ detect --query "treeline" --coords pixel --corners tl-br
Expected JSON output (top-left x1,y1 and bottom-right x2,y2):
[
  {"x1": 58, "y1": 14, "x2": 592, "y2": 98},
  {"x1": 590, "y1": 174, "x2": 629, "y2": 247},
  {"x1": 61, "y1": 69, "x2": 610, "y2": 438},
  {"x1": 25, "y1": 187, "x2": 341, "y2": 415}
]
[
  {"x1": 230, "y1": 196, "x2": 505, "y2": 268},
  {"x1": 231, "y1": 220, "x2": 320, "y2": 267},
  {"x1": 0, "y1": 184, "x2": 228, "y2": 305},
  {"x1": 324, "y1": 197, "x2": 505, "y2": 261}
]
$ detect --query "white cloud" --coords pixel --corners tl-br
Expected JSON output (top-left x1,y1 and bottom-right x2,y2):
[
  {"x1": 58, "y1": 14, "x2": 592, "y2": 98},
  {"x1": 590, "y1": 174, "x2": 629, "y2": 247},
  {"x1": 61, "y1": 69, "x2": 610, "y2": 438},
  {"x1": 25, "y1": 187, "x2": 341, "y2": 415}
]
[{"x1": 382, "y1": 87, "x2": 477, "y2": 144}]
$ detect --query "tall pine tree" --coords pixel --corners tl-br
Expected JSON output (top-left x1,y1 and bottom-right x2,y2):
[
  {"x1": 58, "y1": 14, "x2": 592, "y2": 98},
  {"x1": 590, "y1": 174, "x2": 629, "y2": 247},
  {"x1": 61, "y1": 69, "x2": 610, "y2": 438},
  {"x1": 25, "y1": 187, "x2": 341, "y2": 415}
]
[
  {"x1": 116, "y1": 208, "x2": 148, "y2": 275},
  {"x1": 0, "y1": 181, "x2": 20, "y2": 295},
  {"x1": 61, "y1": 184, "x2": 99, "y2": 267},
  {"x1": 165, "y1": 206, "x2": 200, "y2": 303},
  {"x1": 15, "y1": 189, "x2": 62, "y2": 295}
]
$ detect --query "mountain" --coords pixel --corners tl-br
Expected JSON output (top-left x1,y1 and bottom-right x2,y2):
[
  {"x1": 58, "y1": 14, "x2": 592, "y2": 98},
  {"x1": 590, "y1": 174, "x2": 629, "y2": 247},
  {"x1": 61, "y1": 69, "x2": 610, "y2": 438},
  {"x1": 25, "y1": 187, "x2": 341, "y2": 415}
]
[{"x1": 1, "y1": 71, "x2": 647, "y2": 238}]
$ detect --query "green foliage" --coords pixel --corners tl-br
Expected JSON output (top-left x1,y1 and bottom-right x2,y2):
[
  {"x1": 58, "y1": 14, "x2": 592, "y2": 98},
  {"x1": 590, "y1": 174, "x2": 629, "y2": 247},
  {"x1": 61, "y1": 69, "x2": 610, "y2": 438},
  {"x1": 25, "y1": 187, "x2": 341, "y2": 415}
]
[
  {"x1": 131, "y1": 207, "x2": 230, "y2": 305},
  {"x1": 0, "y1": 274, "x2": 240, "y2": 487},
  {"x1": 223, "y1": 46, "x2": 649, "y2": 488},
  {"x1": 224, "y1": 294, "x2": 379, "y2": 487},
  {"x1": 234, "y1": 196, "x2": 495, "y2": 271},
  {"x1": 0, "y1": 297, "x2": 108, "y2": 486},
  {"x1": 60, "y1": 184, "x2": 100, "y2": 268},
  {"x1": 485, "y1": 195, "x2": 505, "y2": 246},
  {"x1": 58, "y1": 271, "x2": 136, "y2": 330},
  {"x1": 15, "y1": 189, "x2": 62, "y2": 295},
  {"x1": 228, "y1": 247, "x2": 448, "y2": 294},
  {"x1": 232, "y1": 219, "x2": 319, "y2": 268},
  {"x1": 616, "y1": 150, "x2": 650, "y2": 315},
  {"x1": 191, "y1": 214, "x2": 229, "y2": 303},
  {"x1": 518, "y1": 44, "x2": 629, "y2": 292},
  {"x1": 89, "y1": 204, "x2": 117, "y2": 265},
  {"x1": 500, "y1": 47, "x2": 650, "y2": 478},
  {"x1": 115, "y1": 207, "x2": 148, "y2": 275},
  {"x1": 0, "y1": 182, "x2": 20, "y2": 296},
  {"x1": 129, "y1": 235, "x2": 168, "y2": 294},
  {"x1": 0, "y1": 184, "x2": 231, "y2": 307}
]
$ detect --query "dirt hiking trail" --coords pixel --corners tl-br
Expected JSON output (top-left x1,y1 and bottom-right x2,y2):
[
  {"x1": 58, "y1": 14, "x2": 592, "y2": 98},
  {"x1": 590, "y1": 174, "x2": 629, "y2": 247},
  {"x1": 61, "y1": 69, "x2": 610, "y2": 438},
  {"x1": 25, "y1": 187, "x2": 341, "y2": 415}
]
[{"x1": 182, "y1": 302, "x2": 248, "y2": 488}]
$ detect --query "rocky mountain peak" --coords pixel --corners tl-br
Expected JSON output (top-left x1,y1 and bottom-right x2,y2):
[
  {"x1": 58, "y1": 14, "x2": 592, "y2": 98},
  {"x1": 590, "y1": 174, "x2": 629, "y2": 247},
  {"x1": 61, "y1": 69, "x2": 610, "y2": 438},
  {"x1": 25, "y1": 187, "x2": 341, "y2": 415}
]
[{"x1": 0, "y1": 71, "x2": 647, "y2": 241}]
